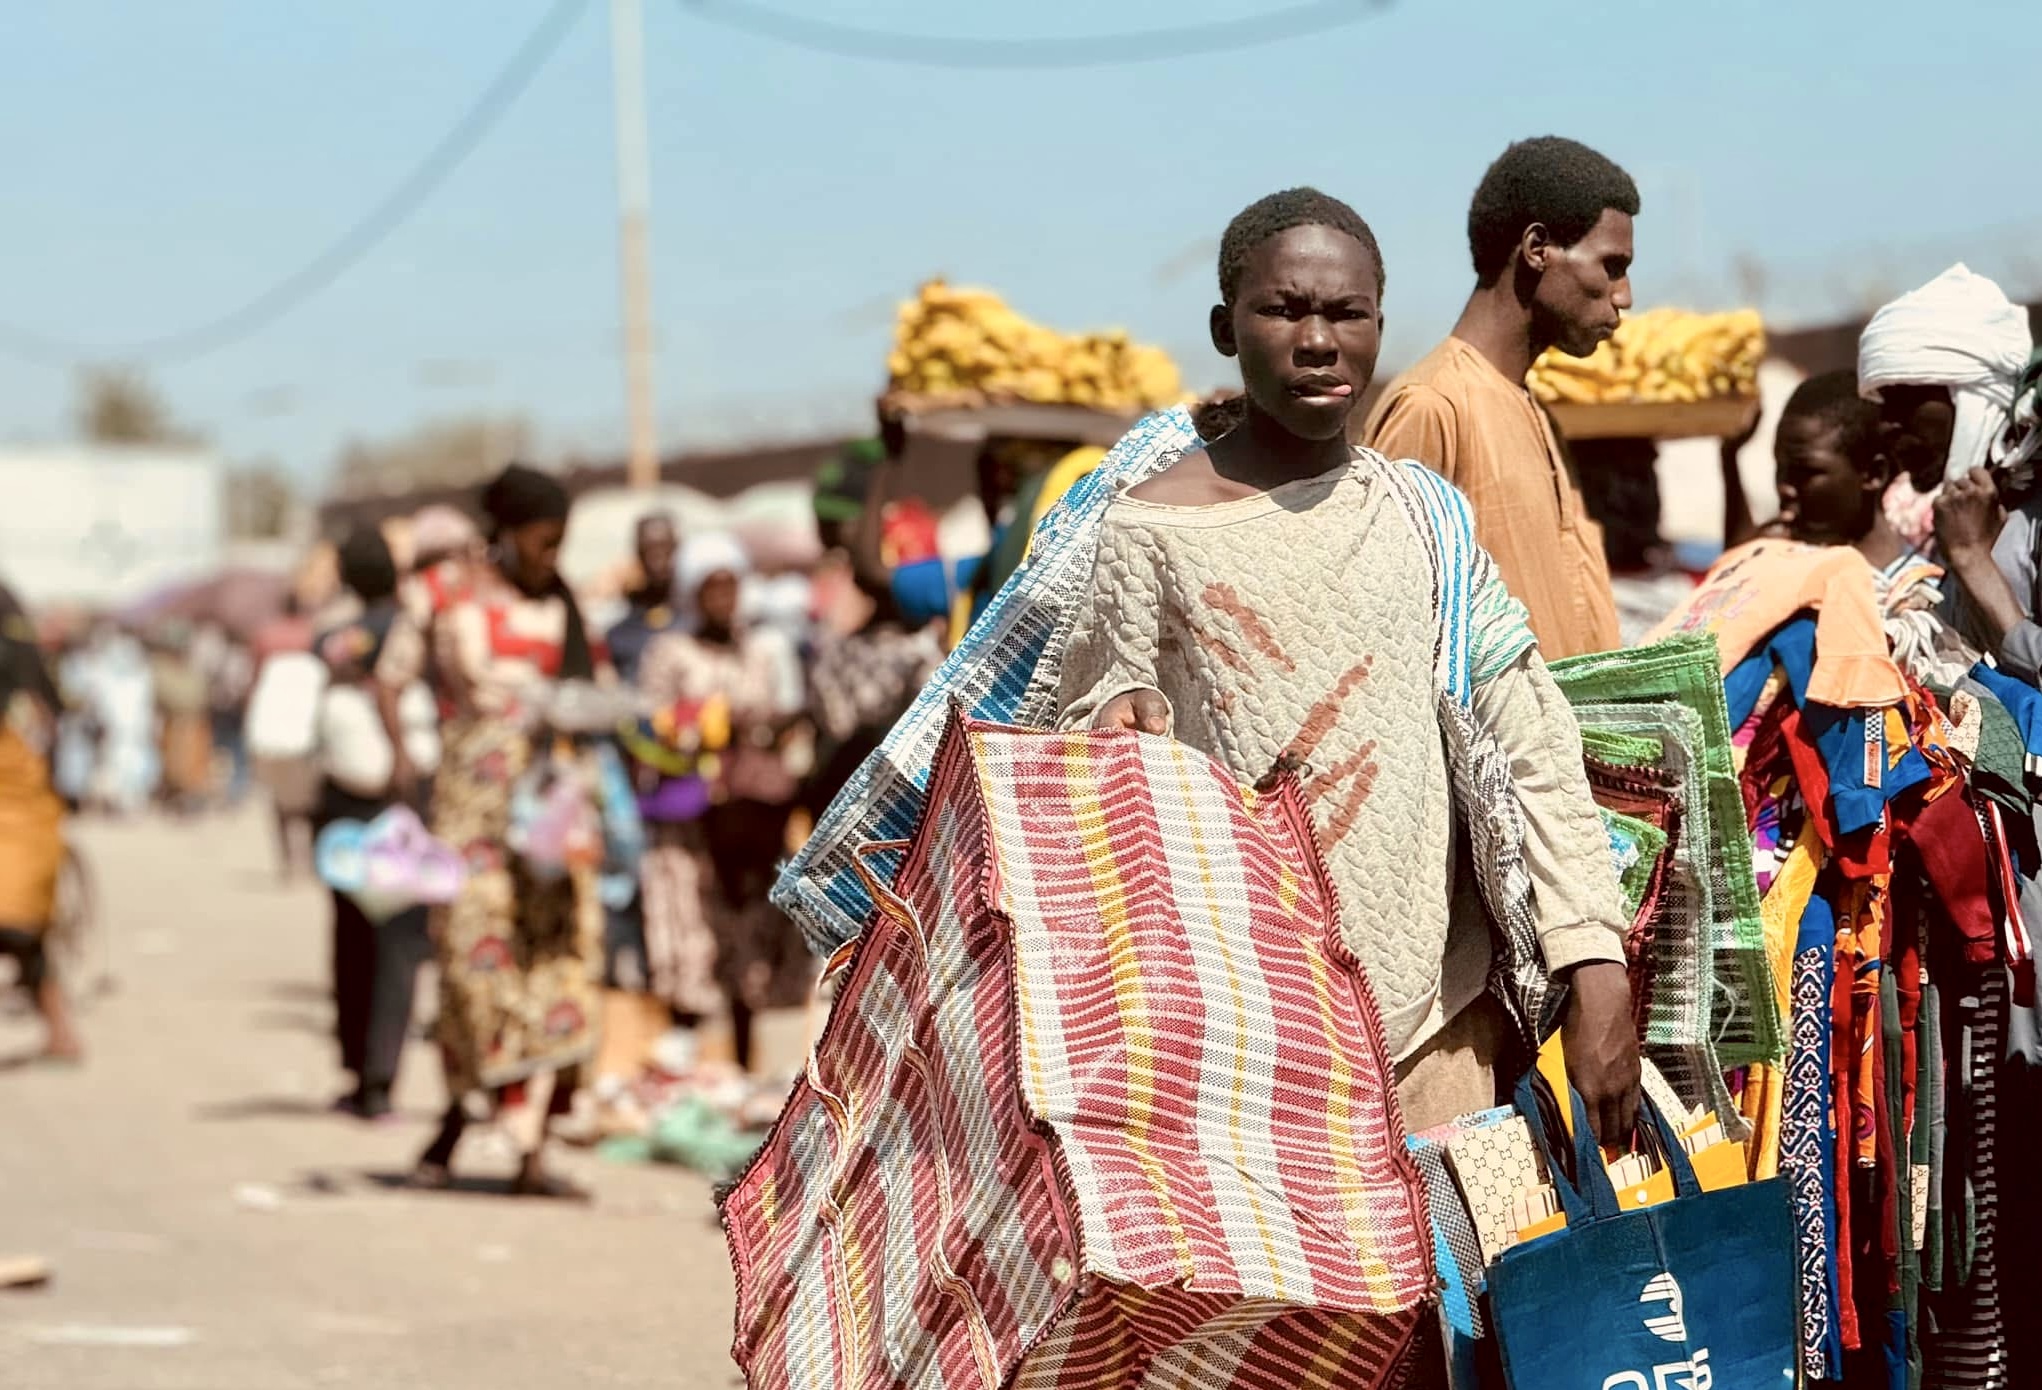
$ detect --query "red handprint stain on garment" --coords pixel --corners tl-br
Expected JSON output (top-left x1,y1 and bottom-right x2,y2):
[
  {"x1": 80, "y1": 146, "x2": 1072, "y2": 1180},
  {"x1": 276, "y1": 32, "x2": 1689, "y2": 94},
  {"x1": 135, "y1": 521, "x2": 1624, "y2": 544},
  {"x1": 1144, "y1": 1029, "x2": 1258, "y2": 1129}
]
[
  {"x1": 1203, "y1": 583, "x2": 1298, "y2": 673},
  {"x1": 1189, "y1": 589, "x2": 1380, "y2": 849},
  {"x1": 1309, "y1": 739, "x2": 1382, "y2": 852},
  {"x1": 1290, "y1": 660, "x2": 1380, "y2": 851},
  {"x1": 1288, "y1": 658, "x2": 1375, "y2": 762}
]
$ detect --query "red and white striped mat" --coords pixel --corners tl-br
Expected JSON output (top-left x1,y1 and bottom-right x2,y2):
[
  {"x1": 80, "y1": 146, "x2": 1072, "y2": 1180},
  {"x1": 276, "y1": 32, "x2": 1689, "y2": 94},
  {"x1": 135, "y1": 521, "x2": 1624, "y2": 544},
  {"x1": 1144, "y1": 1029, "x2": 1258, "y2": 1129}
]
[{"x1": 723, "y1": 713, "x2": 1433, "y2": 1389}]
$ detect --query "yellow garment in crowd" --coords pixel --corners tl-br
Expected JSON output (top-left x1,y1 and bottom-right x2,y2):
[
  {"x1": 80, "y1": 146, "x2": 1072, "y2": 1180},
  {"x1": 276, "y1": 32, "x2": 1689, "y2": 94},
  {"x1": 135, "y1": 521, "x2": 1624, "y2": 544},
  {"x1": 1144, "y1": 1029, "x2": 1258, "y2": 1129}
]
[{"x1": 0, "y1": 726, "x2": 63, "y2": 933}]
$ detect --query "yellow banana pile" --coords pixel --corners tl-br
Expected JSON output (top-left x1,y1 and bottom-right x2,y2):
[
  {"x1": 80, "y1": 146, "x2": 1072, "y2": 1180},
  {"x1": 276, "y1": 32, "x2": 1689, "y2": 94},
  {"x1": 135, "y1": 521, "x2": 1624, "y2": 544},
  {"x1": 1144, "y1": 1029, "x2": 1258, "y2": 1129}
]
[
  {"x1": 886, "y1": 280, "x2": 1183, "y2": 413},
  {"x1": 1528, "y1": 307, "x2": 1764, "y2": 406}
]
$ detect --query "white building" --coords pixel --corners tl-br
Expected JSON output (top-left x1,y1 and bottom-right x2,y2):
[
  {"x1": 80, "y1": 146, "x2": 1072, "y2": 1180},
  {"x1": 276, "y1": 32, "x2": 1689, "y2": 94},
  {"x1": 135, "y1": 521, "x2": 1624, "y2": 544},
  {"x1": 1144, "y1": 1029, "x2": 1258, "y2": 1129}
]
[{"x1": 0, "y1": 445, "x2": 225, "y2": 608}]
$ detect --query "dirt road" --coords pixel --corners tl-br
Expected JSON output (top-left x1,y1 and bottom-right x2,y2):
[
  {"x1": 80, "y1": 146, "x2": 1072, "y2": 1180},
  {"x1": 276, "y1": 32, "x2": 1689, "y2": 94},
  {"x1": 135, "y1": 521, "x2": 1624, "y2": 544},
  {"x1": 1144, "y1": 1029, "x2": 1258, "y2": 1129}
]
[{"x1": 1, "y1": 806, "x2": 751, "y2": 1389}]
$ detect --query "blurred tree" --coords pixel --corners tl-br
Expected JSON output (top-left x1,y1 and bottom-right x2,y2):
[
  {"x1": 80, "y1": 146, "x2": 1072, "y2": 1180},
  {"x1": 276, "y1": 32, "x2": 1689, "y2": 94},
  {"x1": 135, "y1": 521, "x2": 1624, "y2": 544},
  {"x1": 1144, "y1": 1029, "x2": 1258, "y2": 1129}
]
[
  {"x1": 76, "y1": 366, "x2": 198, "y2": 444},
  {"x1": 331, "y1": 414, "x2": 531, "y2": 498},
  {"x1": 224, "y1": 463, "x2": 298, "y2": 539}
]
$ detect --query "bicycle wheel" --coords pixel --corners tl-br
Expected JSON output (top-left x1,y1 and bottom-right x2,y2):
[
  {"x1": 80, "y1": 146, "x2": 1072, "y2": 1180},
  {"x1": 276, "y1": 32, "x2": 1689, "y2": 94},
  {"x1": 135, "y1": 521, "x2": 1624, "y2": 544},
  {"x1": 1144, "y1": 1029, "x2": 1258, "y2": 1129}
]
[{"x1": 42, "y1": 841, "x2": 108, "y2": 996}]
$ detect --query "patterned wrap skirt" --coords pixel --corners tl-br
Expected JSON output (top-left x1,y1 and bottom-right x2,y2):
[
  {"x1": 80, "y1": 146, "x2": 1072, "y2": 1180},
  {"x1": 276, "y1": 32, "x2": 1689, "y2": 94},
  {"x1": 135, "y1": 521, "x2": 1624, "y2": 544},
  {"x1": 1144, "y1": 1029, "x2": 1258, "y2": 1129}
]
[{"x1": 429, "y1": 718, "x2": 602, "y2": 1096}]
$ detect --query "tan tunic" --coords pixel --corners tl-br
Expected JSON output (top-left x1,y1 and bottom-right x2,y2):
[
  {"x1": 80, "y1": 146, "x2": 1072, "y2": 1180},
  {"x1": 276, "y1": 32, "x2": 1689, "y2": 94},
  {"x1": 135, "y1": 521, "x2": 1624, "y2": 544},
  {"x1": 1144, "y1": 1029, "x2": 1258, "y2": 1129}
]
[
  {"x1": 1367, "y1": 336, "x2": 1620, "y2": 659},
  {"x1": 1057, "y1": 462, "x2": 1626, "y2": 1060}
]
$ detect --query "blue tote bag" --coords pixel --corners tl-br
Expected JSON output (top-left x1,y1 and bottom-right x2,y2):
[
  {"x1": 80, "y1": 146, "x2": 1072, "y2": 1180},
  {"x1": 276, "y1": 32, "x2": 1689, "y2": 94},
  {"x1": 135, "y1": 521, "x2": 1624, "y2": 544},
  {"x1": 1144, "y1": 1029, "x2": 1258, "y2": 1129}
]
[{"x1": 1487, "y1": 1073, "x2": 1797, "y2": 1390}]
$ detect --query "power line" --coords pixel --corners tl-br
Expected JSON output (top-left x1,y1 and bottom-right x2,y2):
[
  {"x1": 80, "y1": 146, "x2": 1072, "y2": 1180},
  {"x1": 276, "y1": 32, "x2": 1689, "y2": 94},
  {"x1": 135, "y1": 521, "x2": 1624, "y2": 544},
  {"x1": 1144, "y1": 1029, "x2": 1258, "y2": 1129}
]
[
  {"x1": 0, "y1": 0, "x2": 588, "y2": 370},
  {"x1": 674, "y1": 0, "x2": 1393, "y2": 70}
]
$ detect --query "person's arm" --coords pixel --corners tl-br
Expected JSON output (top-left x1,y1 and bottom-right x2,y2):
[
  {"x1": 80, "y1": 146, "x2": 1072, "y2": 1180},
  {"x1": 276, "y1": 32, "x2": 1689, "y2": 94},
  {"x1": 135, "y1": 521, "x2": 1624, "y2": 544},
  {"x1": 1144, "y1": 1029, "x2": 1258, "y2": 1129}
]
[
  {"x1": 1056, "y1": 522, "x2": 1170, "y2": 735},
  {"x1": 844, "y1": 452, "x2": 900, "y2": 606},
  {"x1": 1365, "y1": 384, "x2": 1460, "y2": 484},
  {"x1": 1716, "y1": 400, "x2": 1764, "y2": 548},
  {"x1": 370, "y1": 613, "x2": 428, "y2": 803},
  {"x1": 1936, "y1": 467, "x2": 2037, "y2": 677},
  {"x1": 1471, "y1": 647, "x2": 1639, "y2": 1145},
  {"x1": 1720, "y1": 433, "x2": 1759, "y2": 549}
]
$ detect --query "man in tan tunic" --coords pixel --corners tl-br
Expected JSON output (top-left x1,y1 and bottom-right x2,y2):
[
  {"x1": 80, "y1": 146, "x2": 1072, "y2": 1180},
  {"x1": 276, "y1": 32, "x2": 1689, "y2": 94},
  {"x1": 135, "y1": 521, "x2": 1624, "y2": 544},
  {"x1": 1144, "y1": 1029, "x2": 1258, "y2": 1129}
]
[{"x1": 1368, "y1": 136, "x2": 1638, "y2": 659}]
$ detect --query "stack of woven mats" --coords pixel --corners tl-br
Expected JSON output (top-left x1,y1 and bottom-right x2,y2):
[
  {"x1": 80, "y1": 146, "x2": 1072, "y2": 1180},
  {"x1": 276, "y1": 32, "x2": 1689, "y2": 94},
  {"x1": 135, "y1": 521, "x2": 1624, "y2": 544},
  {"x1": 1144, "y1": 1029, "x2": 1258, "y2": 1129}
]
[{"x1": 1551, "y1": 633, "x2": 1785, "y2": 1123}]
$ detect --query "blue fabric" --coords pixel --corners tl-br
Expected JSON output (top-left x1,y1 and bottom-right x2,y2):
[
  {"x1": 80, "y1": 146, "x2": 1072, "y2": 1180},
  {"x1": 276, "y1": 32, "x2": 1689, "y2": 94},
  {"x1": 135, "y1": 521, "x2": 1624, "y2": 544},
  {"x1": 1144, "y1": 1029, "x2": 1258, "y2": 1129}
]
[
  {"x1": 1724, "y1": 615, "x2": 1817, "y2": 728},
  {"x1": 584, "y1": 743, "x2": 645, "y2": 908},
  {"x1": 1782, "y1": 894, "x2": 1844, "y2": 1381},
  {"x1": 1883, "y1": 1308, "x2": 1908, "y2": 1390},
  {"x1": 1490, "y1": 1075, "x2": 1799, "y2": 1390},
  {"x1": 1970, "y1": 660, "x2": 2042, "y2": 758},
  {"x1": 1737, "y1": 616, "x2": 1931, "y2": 833},
  {"x1": 890, "y1": 554, "x2": 988, "y2": 629},
  {"x1": 1800, "y1": 703, "x2": 1931, "y2": 835},
  {"x1": 604, "y1": 600, "x2": 684, "y2": 686}
]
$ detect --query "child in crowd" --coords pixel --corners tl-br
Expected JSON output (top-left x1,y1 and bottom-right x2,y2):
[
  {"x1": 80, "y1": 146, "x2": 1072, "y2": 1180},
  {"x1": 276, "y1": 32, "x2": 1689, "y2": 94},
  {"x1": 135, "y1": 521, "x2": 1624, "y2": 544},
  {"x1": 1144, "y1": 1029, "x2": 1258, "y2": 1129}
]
[{"x1": 1773, "y1": 370, "x2": 1979, "y2": 683}]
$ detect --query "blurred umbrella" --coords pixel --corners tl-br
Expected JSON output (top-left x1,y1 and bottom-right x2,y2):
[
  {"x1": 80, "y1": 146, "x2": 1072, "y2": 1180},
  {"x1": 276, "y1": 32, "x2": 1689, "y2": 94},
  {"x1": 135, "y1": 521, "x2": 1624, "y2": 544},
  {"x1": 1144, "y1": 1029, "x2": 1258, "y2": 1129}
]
[
  {"x1": 725, "y1": 482, "x2": 822, "y2": 573},
  {"x1": 122, "y1": 568, "x2": 293, "y2": 639}
]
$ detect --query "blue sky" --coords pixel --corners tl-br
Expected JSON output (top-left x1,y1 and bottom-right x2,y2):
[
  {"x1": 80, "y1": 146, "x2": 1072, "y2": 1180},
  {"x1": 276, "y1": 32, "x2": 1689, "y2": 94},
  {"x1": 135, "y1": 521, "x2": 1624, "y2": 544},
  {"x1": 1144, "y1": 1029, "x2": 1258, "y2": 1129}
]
[{"x1": 3, "y1": 0, "x2": 2037, "y2": 485}]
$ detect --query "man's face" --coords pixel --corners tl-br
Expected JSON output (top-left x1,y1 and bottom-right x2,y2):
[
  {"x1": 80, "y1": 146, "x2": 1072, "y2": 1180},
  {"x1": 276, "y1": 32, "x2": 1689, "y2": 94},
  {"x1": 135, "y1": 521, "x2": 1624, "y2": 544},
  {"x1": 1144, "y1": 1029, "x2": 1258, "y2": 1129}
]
[
  {"x1": 1531, "y1": 208, "x2": 1635, "y2": 360},
  {"x1": 1877, "y1": 385, "x2": 1956, "y2": 493},
  {"x1": 1776, "y1": 416, "x2": 1880, "y2": 545},
  {"x1": 637, "y1": 520, "x2": 678, "y2": 594},
  {"x1": 1213, "y1": 224, "x2": 1383, "y2": 443}
]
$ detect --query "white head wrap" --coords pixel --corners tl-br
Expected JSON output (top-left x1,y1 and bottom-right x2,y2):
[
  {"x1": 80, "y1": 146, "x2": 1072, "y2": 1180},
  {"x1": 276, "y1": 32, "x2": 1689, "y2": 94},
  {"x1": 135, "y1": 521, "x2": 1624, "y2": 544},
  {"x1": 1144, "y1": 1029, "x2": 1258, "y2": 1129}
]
[
  {"x1": 1858, "y1": 264, "x2": 2032, "y2": 483},
  {"x1": 675, "y1": 531, "x2": 751, "y2": 619}
]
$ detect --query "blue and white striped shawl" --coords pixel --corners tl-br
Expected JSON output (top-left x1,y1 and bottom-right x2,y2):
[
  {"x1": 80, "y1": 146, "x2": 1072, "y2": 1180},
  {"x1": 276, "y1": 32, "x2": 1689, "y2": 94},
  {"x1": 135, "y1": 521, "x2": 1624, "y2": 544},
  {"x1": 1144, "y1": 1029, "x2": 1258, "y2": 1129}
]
[{"x1": 773, "y1": 404, "x2": 1536, "y2": 956}]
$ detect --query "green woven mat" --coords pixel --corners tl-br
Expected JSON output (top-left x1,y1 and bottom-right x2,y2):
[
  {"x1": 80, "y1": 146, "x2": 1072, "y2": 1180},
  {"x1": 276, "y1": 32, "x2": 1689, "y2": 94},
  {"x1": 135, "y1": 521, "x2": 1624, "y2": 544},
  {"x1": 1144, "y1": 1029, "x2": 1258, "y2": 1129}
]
[
  {"x1": 1600, "y1": 807, "x2": 1669, "y2": 921},
  {"x1": 1553, "y1": 634, "x2": 1782, "y2": 1066},
  {"x1": 1573, "y1": 700, "x2": 1719, "y2": 1051},
  {"x1": 1580, "y1": 726, "x2": 1666, "y2": 768}
]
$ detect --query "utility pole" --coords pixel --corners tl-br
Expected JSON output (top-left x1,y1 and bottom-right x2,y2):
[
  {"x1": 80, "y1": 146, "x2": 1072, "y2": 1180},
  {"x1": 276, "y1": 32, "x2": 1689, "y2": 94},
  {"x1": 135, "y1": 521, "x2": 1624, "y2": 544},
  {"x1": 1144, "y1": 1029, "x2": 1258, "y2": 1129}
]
[{"x1": 610, "y1": 0, "x2": 659, "y2": 489}]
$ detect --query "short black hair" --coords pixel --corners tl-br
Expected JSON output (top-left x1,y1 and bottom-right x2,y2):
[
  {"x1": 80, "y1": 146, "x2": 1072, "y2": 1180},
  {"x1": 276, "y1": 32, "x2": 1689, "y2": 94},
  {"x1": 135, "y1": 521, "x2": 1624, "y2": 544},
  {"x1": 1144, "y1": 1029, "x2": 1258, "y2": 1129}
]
[
  {"x1": 338, "y1": 527, "x2": 398, "y2": 604},
  {"x1": 1467, "y1": 137, "x2": 1640, "y2": 283},
  {"x1": 1218, "y1": 187, "x2": 1384, "y2": 307},
  {"x1": 1782, "y1": 371, "x2": 1884, "y2": 477}
]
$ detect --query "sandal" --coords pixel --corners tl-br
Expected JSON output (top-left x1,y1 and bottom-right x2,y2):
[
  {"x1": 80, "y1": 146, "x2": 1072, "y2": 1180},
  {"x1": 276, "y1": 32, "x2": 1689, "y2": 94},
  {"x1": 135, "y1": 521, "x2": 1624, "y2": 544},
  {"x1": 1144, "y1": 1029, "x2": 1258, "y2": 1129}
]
[
  {"x1": 409, "y1": 1161, "x2": 454, "y2": 1192},
  {"x1": 509, "y1": 1169, "x2": 593, "y2": 1203}
]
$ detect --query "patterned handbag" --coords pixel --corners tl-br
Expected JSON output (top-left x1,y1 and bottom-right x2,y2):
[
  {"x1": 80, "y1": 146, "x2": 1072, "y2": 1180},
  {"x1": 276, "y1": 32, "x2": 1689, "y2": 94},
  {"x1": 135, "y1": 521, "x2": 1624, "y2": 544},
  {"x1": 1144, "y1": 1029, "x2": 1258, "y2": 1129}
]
[{"x1": 722, "y1": 712, "x2": 1435, "y2": 1390}]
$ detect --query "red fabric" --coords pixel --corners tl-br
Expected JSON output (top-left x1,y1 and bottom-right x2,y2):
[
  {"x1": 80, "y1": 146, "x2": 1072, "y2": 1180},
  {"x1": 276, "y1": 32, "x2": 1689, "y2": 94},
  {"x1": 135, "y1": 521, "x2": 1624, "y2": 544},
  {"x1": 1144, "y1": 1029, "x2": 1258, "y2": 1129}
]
[
  {"x1": 1889, "y1": 906, "x2": 1922, "y2": 1143},
  {"x1": 1895, "y1": 789, "x2": 1997, "y2": 966},
  {"x1": 482, "y1": 605, "x2": 563, "y2": 676},
  {"x1": 880, "y1": 499, "x2": 942, "y2": 568},
  {"x1": 1977, "y1": 801, "x2": 2037, "y2": 1005},
  {"x1": 1739, "y1": 695, "x2": 1798, "y2": 832}
]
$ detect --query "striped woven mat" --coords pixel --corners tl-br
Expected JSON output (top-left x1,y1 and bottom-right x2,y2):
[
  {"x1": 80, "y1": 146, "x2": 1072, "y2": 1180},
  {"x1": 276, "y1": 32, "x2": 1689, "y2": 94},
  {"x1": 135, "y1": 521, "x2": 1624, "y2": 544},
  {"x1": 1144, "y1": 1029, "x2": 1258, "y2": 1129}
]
[{"x1": 724, "y1": 713, "x2": 1433, "y2": 1390}]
